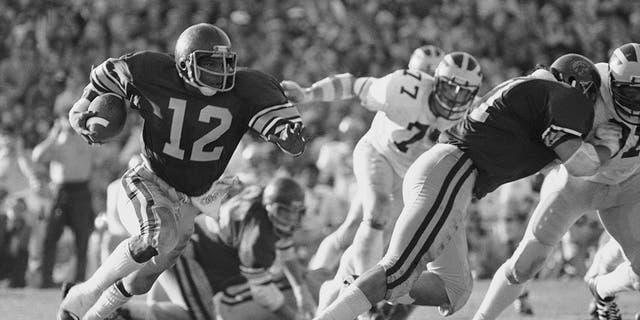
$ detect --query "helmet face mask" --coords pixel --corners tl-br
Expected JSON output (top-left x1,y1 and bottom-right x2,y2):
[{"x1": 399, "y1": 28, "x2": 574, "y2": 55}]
[
  {"x1": 433, "y1": 76, "x2": 479, "y2": 120},
  {"x1": 432, "y1": 52, "x2": 483, "y2": 120},
  {"x1": 265, "y1": 201, "x2": 305, "y2": 237},
  {"x1": 609, "y1": 43, "x2": 640, "y2": 124},
  {"x1": 186, "y1": 49, "x2": 237, "y2": 92},
  {"x1": 175, "y1": 24, "x2": 237, "y2": 95}
]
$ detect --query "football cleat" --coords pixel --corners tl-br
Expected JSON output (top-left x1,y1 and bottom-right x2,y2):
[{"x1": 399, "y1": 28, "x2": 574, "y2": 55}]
[
  {"x1": 378, "y1": 302, "x2": 415, "y2": 320},
  {"x1": 588, "y1": 277, "x2": 622, "y2": 320},
  {"x1": 57, "y1": 282, "x2": 80, "y2": 320}
]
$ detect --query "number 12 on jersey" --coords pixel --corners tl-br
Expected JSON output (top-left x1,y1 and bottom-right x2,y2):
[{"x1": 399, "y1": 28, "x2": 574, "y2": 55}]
[{"x1": 163, "y1": 98, "x2": 232, "y2": 162}]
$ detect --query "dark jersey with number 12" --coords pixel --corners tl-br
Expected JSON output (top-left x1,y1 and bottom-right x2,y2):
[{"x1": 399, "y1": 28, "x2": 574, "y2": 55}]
[
  {"x1": 440, "y1": 78, "x2": 594, "y2": 198},
  {"x1": 83, "y1": 51, "x2": 302, "y2": 196}
]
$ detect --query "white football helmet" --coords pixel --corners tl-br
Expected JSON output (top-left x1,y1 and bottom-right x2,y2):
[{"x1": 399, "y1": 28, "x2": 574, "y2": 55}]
[
  {"x1": 432, "y1": 52, "x2": 483, "y2": 120},
  {"x1": 609, "y1": 43, "x2": 640, "y2": 125},
  {"x1": 408, "y1": 45, "x2": 445, "y2": 75}
]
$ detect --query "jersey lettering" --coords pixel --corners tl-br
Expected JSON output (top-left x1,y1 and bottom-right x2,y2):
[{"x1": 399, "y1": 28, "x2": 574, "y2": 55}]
[
  {"x1": 394, "y1": 122, "x2": 430, "y2": 152},
  {"x1": 162, "y1": 97, "x2": 233, "y2": 161},
  {"x1": 402, "y1": 69, "x2": 422, "y2": 81},
  {"x1": 400, "y1": 85, "x2": 419, "y2": 99}
]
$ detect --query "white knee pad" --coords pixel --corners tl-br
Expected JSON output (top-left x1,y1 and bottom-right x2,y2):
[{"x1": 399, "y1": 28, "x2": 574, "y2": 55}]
[{"x1": 505, "y1": 237, "x2": 554, "y2": 284}]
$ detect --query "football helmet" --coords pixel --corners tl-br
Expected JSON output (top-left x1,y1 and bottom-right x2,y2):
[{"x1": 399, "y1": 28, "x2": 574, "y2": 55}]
[
  {"x1": 408, "y1": 45, "x2": 445, "y2": 75},
  {"x1": 549, "y1": 53, "x2": 600, "y2": 104},
  {"x1": 263, "y1": 177, "x2": 306, "y2": 237},
  {"x1": 432, "y1": 52, "x2": 483, "y2": 120},
  {"x1": 175, "y1": 23, "x2": 237, "y2": 95},
  {"x1": 608, "y1": 43, "x2": 640, "y2": 125}
]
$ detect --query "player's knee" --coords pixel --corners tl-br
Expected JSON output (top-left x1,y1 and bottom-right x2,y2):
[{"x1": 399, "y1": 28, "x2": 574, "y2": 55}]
[
  {"x1": 128, "y1": 235, "x2": 159, "y2": 263},
  {"x1": 505, "y1": 237, "x2": 553, "y2": 284}
]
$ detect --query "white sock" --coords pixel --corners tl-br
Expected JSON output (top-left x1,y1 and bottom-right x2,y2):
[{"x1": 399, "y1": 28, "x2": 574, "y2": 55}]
[
  {"x1": 595, "y1": 262, "x2": 636, "y2": 298},
  {"x1": 84, "y1": 282, "x2": 132, "y2": 320},
  {"x1": 83, "y1": 238, "x2": 145, "y2": 294},
  {"x1": 352, "y1": 223, "x2": 384, "y2": 274},
  {"x1": 315, "y1": 285, "x2": 372, "y2": 320},
  {"x1": 473, "y1": 264, "x2": 525, "y2": 320}
]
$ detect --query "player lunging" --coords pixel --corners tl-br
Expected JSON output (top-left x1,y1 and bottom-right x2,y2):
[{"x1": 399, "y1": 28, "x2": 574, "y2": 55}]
[
  {"x1": 472, "y1": 43, "x2": 640, "y2": 320},
  {"x1": 58, "y1": 23, "x2": 306, "y2": 320},
  {"x1": 300, "y1": 44, "x2": 446, "y2": 275},
  {"x1": 283, "y1": 50, "x2": 482, "y2": 315},
  {"x1": 313, "y1": 54, "x2": 621, "y2": 320}
]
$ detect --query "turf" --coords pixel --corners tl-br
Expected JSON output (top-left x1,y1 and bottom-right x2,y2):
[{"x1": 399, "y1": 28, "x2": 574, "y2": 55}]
[{"x1": 0, "y1": 279, "x2": 637, "y2": 320}]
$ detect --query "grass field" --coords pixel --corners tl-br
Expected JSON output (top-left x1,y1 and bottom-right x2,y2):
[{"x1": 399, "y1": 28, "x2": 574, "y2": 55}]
[{"x1": 1, "y1": 279, "x2": 637, "y2": 320}]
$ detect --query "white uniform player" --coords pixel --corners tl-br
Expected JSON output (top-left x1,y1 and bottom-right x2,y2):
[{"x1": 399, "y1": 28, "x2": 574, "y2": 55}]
[
  {"x1": 304, "y1": 45, "x2": 448, "y2": 275},
  {"x1": 472, "y1": 43, "x2": 640, "y2": 320},
  {"x1": 282, "y1": 51, "x2": 483, "y2": 316}
]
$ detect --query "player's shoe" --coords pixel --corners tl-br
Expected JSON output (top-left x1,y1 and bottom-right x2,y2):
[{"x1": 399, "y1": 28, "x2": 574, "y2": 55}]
[
  {"x1": 57, "y1": 282, "x2": 101, "y2": 320},
  {"x1": 514, "y1": 291, "x2": 534, "y2": 315},
  {"x1": 588, "y1": 278, "x2": 622, "y2": 320}
]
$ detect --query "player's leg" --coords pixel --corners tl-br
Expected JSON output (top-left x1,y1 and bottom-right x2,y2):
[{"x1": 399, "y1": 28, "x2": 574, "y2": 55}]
[
  {"x1": 67, "y1": 186, "x2": 96, "y2": 283},
  {"x1": 472, "y1": 166, "x2": 599, "y2": 320},
  {"x1": 588, "y1": 189, "x2": 640, "y2": 320},
  {"x1": 308, "y1": 193, "x2": 363, "y2": 272},
  {"x1": 349, "y1": 139, "x2": 398, "y2": 275},
  {"x1": 405, "y1": 225, "x2": 473, "y2": 315},
  {"x1": 584, "y1": 234, "x2": 623, "y2": 282},
  {"x1": 315, "y1": 144, "x2": 476, "y2": 320},
  {"x1": 58, "y1": 165, "x2": 188, "y2": 320},
  {"x1": 83, "y1": 198, "x2": 198, "y2": 320}
]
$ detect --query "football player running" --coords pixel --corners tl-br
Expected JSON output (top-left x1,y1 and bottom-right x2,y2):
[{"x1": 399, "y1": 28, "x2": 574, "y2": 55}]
[
  {"x1": 313, "y1": 53, "x2": 621, "y2": 320},
  {"x1": 283, "y1": 49, "x2": 483, "y2": 315},
  {"x1": 472, "y1": 43, "x2": 640, "y2": 320},
  {"x1": 300, "y1": 44, "x2": 446, "y2": 276},
  {"x1": 58, "y1": 23, "x2": 306, "y2": 320}
]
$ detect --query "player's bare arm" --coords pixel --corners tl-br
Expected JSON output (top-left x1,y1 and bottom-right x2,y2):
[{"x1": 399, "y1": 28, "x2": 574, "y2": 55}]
[{"x1": 554, "y1": 121, "x2": 623, "y2": 176}]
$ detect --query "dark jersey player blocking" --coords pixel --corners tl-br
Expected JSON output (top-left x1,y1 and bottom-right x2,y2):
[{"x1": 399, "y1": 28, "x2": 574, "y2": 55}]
[{"x1": 314, "y1": 54, "x2": 624, "y2": 320}]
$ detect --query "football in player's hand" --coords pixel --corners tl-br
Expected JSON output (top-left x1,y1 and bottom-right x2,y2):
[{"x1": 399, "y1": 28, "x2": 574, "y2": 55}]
[{"x1": 86, "y1": 93, "x2": 127, "y2": 142}]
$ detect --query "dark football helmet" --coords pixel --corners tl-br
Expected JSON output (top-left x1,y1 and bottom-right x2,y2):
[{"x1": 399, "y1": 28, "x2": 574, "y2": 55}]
[
  {"x1": 549, "y1": 53, "x2": 601, "y2": 104},
  {"x1": 608, "y1": 43, "x2": 640, "y2": 125},
  {"x1": 432, "y1": 52, "x2": 483, "y2": 120},
  {"x1": 262, "y1": 177, "x2": 306, "y2": 237},
  {"x1": 175, "y1": 23, "x2": 237, "y2": 95}
]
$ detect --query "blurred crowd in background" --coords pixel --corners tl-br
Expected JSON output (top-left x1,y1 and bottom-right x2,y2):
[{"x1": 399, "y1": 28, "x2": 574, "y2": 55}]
[{"x1": 0, "y1": 0, "x2": 629, "y2": 288}]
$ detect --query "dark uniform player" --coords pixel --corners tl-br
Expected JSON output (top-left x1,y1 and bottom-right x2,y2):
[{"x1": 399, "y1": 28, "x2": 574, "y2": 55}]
[
  {"x1": 117, "y1": 177, "x2": 309, "y2": 320},
  {"x1": 314, "y1": 54, "x2": 623, "y2": 320},
  {"x1": 59, "y1": 23, "x2": 306, "y2": 320}
]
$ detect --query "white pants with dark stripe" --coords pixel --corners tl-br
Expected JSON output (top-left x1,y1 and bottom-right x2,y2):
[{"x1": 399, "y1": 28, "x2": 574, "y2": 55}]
[
  {"x1": 379, "y1": 144, "x2": 476, "y2": 313},
  {"x1": 118, "y1": 163, "x2": 194, "y2": 260}
]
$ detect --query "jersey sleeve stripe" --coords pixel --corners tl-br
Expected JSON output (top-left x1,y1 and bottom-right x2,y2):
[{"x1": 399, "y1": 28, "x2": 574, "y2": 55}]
[
  {"x1": 91, "y1": 66, "x2": 125, "y2": 96},
  {"x1": 250, "y1": 104, "x2": 302, "y2": 135},
  {"x1": 262, "y1": 115, "x2": 303, "y2": 137},
  {"x1": 248, "y1": 103, "x2": 292, "y2": 128},
  {"x1": 542, "y1": 124, "x2": 582, "y2": 139}
]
